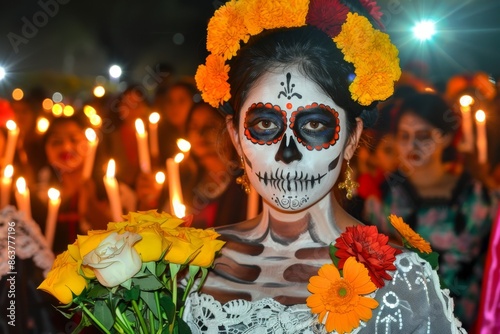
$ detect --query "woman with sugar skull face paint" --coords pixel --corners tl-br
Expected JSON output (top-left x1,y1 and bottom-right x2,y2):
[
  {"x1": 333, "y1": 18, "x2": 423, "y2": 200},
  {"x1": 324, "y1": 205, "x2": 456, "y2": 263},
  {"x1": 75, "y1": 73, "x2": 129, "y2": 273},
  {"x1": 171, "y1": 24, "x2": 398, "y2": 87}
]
[{"x1": 184, "y1": 1, "x2": 466, "y2": 333}]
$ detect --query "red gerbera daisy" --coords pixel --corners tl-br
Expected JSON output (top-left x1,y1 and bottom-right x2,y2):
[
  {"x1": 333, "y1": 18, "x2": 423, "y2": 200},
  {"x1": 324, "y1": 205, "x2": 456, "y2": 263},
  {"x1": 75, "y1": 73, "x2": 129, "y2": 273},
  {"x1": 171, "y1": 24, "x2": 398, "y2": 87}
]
[
  {"x1": 359, "y1": 0, "x2": 384, "y2": 29},
  {"x1": 334, "y1": 225, "x2": 401, "y2": 288},
  {"x1": 306, "y1": 0, "x2": 349, "y2": 37}
]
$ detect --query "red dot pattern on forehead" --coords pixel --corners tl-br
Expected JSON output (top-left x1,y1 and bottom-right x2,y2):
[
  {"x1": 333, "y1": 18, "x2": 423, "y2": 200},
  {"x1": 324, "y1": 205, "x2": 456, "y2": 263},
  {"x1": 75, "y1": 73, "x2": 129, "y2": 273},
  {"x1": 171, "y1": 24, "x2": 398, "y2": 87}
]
[{"x1": 286, "y1": 103, "x2": 293, "y2": 110}]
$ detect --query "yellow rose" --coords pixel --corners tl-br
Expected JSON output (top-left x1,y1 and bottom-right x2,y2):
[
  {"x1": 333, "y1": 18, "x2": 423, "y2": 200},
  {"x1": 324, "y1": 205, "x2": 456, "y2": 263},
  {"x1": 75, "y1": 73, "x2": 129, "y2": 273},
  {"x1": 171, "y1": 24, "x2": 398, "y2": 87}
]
[
  {"x1": 38, "y1": 250, "x2": 87, "y2": 304},
  {"x1": 134, "y1": 223, "x2": 171, "y2": 262},
  {"x1": 67, "y1": 242, "x2": 95, "y2": 278},
  {"x1": 188, "y1": 229, "x2": 226, "y2": 268},
  {"x1": 77, "y1": 229, "x2": 116, "y2": 258},
  {"x1": 162, "y1": 228, "x2": 204, "y2": 265},
  {"x1": 82, "y1": 232, "x2": 142, "y2": 287}
]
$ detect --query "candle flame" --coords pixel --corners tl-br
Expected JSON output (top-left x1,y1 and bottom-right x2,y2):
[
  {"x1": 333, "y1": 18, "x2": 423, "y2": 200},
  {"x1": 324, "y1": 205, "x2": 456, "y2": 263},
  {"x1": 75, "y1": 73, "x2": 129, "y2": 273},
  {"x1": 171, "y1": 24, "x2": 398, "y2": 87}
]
[
  {"x1": 85, "y1": 128, "x2": 97, "y2": 142},
  {"x1": 36, "y1": 117, "x2": 50, "y2": 133},
  {"x1": 93, "y1": 86, "x2": 105, "y2": 98},
  {"x1": 3, "y1": 165, "x2": 13, "y2": 178},
  {"x1": 177, "y1": 138, "x2": 191, "y2": 153},
  {"x1": 90, "y1": 114, "x2": 102, "y2": 127},
  {"x1": 135, "y1": 118, "x2": 146, "y2": 134},
  {"x1": 149, "y1": 112, "x2": 160, "y2": 124},
  {"x1": 475, "y1": 110, "x2": 486, "y2": 123},
  {"x1": 459, "y1": 95, "x2": 474, "y2": 107},
  {"x1": 6, "y1": 120, "x2": 17, "y2": 131},
  {"x1": 48, "y1": 187, "x2": 60, "y2": 201},
  {"x1": 174, "y1": 153, "x2": 184, "y2": 163},
  {"x1": 172, "y1": 200, "x2": 186, "y2": 218},
  {"x1": 155, "y1": 171, "x2": 166, "y2": 184},
  {"x1": 106, "y1": 159, "x2": 116, "y2": 178},
  {"x1": 84, "y1": 105, "x2": 97, "y2": 117},
  {"x1": 16, "y1": 177, "x2": 27, "y2": 193}
]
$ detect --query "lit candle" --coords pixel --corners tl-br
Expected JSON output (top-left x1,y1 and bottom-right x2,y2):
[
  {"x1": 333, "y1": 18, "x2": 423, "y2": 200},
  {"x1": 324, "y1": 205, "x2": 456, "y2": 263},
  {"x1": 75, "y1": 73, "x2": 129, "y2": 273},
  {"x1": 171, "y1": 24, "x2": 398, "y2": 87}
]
[
  {"x1": 36, "y1": 117, "x2": 50, "y2": 134},
  {"x1": 4, "y1": 120, "x2": 19, "y2": 167},
  {"x1": 1, "y1": 165, "x2": 13, "y2": 208},
  {"x1": 155, "y1": 171, "x2": 166, "y2": 185},
  {"x1": 45, "y1": 187, "x2": 61, "y2": 250},
  {"x1": 135, "y1": 119, "x2": 151, "y2": 173},
  {"x1": 246, "y1": 185, "x2": 260, "y2": 219},
  {"x1": 149, "y1": 112, "x2": 160, "y2": 160},
  {"x1": 475, "y1": 110, "x2": 488, "y2": 165},
  {"x1": 82, "y1": 128, "x2": 98, "y2": 180},
  {"x1": 103, "y1": 159, "x2": 123, "y2": 222},
  {"x1": 166, "y1": 153, "x2": 185, "y2": 217},
  {"x1": 15, "y1": 177, "x2": 31, "y2": 218},
  {"x1": 177, "y1": 138, "x2": 191, "y2": 153},
  {"x1": 459, "y1": 95, "x2": 474, "y2": 153}
]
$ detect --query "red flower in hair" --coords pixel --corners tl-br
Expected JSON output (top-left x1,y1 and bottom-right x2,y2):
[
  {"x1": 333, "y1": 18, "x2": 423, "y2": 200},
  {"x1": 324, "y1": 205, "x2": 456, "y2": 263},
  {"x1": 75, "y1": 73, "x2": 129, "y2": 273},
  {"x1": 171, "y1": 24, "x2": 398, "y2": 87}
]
[
  {"x1": 306, "y1": 0, "x2": 349, "y2": 37},
  {"x1": 334, "y1": 225, "x2": 401, "y2": 288},
  {"x1": 360, "y1": 0, "x2": 384, "y2": 28}
]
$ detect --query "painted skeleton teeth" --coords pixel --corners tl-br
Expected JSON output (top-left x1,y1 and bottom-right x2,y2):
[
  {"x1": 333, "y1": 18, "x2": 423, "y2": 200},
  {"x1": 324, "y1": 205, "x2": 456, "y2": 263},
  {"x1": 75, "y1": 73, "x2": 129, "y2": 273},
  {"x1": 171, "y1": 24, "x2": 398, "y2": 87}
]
[{"x1": 255, "y1": 169, "x2": 326, "y2": 192}]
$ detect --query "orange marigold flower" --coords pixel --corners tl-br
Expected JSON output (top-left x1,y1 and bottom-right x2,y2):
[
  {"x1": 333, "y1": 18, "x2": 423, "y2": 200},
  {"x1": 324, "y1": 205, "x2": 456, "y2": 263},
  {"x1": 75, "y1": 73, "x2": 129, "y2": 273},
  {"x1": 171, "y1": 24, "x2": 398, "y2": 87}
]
[
  {"x1": 335, "y1": 225, "x2": 401, "y2": 288},
  {"x1": 307, "y1": 257, "x2": 379, "y2": 334},
  {"x1": 195, "y1": 54, "x2": 231, "y2": 108},
  {"x1": 388, "y1": 214, "x2": 432, "y2": 254},
  {"x1": 334, "y1": 12, "x2": 401, "y2": 106},
  {"x1": 207, "y1": 0, "x2": 249, "y2": 60}
]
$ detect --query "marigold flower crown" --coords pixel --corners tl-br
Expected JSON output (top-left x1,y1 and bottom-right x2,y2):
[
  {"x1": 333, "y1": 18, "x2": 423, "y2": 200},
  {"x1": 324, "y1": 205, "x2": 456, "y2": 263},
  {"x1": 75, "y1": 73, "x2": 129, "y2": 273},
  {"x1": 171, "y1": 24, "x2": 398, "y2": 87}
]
[{"x1": 196, "y1": 0, "x2": 401, "y2": 109}]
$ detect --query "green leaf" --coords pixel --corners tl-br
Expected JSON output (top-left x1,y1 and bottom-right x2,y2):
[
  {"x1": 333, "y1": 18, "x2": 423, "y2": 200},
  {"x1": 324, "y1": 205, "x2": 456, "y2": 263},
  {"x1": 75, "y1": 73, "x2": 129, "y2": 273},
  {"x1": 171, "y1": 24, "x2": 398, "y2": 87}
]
[
  {"x1": 124, "y1": 285, "x2": 141, "y2": 301},
  {"x1": 86, "y1": 284, "x2": 109, "y2": 299},
  {"x1": 132, "y1": 275, "x2": 164, "y2": 291},
  {"x1": 169, "y1": 263, "x2": 182, "y2": 277},
  {"x1": 159, "y1": 294, "x2": 176, "y2": 323},
  {"x1": 329, "y1": 243, "x2": 340, "y2": 268},
  {"x1": 418, "y1": 251, "x2": 439, "y2": 270},
  {"x1": 145, "y1": 261, "x2": 157, "y2": 275},
  {"x1": 120, "y1": 278, "x2": 133, "y2": 290},
  {"x1": 93, "y1": 300, "x2": 114, "y2": 330},
  {"x1": 176, "y1": 317, "x2": 192, "y2": 334},
  {"x1": 141, "y1": 291, "x2": 159, "y2": 319},
  {"x1": 156, "y1": 260, "x2": 167, "y2": 276}
]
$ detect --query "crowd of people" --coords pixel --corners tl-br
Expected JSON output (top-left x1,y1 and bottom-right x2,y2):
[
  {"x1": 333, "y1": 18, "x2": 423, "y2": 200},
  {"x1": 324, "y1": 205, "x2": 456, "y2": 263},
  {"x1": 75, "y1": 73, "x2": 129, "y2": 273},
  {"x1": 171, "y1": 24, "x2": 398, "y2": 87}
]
[{"x1": 0, "y1": 1, "x2": 499, "y2": 332}]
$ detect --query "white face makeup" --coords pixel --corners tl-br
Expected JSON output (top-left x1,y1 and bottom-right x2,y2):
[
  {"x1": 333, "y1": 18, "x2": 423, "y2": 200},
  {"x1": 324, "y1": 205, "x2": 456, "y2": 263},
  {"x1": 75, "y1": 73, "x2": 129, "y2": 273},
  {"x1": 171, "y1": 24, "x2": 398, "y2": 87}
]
[{"x1": 237, "y1": 67, "x2": 347, "y2": 211}]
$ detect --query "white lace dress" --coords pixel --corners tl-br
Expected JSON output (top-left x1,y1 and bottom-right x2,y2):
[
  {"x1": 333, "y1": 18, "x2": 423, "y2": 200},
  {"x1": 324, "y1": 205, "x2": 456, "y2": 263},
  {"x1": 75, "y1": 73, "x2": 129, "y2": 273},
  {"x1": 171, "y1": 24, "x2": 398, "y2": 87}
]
[{"x1": 183, "y1": 252, "x2": 467, "y2": 333}]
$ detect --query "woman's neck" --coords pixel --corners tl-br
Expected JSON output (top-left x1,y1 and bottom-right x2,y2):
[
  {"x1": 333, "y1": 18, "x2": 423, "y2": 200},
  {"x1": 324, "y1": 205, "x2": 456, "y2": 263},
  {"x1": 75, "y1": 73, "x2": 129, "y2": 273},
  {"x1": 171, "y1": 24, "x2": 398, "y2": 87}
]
[{"x1": 407, "y1": 158, "x2": 446, "y2": 189}]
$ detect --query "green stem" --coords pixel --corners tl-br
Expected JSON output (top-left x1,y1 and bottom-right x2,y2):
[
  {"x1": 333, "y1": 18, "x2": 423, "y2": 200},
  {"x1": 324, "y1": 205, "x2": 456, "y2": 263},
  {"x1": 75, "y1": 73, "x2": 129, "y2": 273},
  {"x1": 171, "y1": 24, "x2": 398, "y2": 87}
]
[
  {"x1": 149, "y1": 309, "x2": 154, "y2": 333},
  {"x1": 113, "y1": 323, "x2": 125, "y2": 334},
  {"x1": 132, "y1": 299, "x2": 149, "y2": 334},
  {"x1": 169, "y1": 272, "x2": 178, "y2": 333},
  {"x1": 80, "y1": 303, "x2": 111, "y2": 334},
  {"x1": 115, "y1": 308, "x2": 134, "y2": 334},
  {"x1": 179, "y1": 276, "x2": 195, "y2": 319}
]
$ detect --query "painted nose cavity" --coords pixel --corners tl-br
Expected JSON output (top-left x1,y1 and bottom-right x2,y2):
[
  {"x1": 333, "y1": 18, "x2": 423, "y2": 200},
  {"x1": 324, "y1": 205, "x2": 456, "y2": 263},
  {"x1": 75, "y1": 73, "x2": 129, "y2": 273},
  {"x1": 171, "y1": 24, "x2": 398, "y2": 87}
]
[{"x1": 275, "y1": 134, "x2": 303, "y2": 163}]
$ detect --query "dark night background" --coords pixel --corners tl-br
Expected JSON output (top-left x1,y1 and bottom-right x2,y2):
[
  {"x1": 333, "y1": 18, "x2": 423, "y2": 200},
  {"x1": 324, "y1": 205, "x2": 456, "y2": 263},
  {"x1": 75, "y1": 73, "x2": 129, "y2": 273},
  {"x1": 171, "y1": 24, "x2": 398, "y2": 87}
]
[{"x1": 0, "y1": 0, "x2": 499, "y2": 97}]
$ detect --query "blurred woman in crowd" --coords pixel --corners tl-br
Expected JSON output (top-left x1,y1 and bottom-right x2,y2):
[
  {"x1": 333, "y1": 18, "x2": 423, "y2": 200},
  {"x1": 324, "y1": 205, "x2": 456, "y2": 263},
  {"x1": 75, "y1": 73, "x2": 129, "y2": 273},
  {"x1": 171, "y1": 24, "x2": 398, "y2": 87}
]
[{"x1": 362, "y1": 92, "x2": 498, "y2": 331}]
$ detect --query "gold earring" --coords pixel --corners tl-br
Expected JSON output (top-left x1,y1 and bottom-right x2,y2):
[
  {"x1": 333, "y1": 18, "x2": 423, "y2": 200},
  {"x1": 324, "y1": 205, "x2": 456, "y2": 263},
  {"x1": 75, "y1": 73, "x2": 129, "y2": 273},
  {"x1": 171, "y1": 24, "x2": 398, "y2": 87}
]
[
  {"x1": 236, "y1": 156, "x2": 251, "y2": 194},
  {"x1": 338, "y1": 160, "x2": 359, "y2": 199}
]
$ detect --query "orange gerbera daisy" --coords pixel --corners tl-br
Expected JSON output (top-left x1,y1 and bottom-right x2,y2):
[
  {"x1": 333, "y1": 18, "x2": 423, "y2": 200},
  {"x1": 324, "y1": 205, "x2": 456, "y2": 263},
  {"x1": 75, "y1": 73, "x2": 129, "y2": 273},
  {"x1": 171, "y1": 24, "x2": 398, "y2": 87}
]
[
  {"x1": 388, "y1": 214, "x2": 432, "y2": 254},
  {"x1": 307, "y1": 257, "x2": 379, "y2": 334}
]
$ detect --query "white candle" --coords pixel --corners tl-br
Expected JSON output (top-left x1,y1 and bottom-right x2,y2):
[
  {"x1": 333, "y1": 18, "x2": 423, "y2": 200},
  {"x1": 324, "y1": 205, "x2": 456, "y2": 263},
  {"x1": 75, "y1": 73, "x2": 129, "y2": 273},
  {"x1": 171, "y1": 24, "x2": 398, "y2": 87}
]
[
  {"x1": 82, "y1": 128, "x2": 98, "y2": 180},
  {"x1": 459, "y1": 95, "x2": 474, "y2": 153},
  {"x1": 103, "y1": 159, "x2": 123, "y2": 222},
  {"x1": 475, "y1": 110, "x2": 488, "y2": 165},
  {"x1": 45, "y1": 187, "x2": 61, "y2": 250},
  {"x1": 149, "y1": 112, "x2": 160, "y2": 160},
  {"x1": 4, "y1": 120, "x2": 19, "y2": 167},
  {"x1": 15, "y1": 177, "x2": 31, "y2": 218},
  {"x1": 1, "y1": 165, "x2": 13, "y2": 208},
  {"x1": 135, "y1": 119, "x2": 151, "y2": 173},
  {"x1": 166, "y1": 153, "x2": 185, "y2": 217},
  {"x1": 246, "y1": 185, "x2": 260, "y2": 219}
]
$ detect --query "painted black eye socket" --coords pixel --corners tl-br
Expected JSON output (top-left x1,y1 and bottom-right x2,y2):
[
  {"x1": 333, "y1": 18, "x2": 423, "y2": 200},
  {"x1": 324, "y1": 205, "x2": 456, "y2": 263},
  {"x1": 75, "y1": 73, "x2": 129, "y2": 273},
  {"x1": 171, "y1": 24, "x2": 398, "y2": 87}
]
[
  {"x1": 244, "y1": 104, "x2": 286, "y2": 144},
  {"x1": 291, "y1": 105, "x2": 340, "y2": 150}
]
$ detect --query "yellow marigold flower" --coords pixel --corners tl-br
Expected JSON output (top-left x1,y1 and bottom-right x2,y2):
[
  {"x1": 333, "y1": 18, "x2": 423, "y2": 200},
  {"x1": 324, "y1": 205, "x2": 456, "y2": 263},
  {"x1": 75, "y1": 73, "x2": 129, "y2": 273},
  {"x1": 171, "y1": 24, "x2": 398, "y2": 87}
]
[
  {"x1": 334, "y1": 13, "x2": 401, "y2": 106},
  {"x1": 307, "y1": 257, "x2": 379, "y2": 334},
  {"x1": 207, "y1": 0, "x2": 249, "y2": 60},
  {"x1": 195, "y1": 54, "x2": 231, "y2": 108},
  {"x1": 242, "y1": 0, "x2": 309, "y2": 35},
  {"x1": 388, "y1": 214, "x2": 432, "y2": 254}
]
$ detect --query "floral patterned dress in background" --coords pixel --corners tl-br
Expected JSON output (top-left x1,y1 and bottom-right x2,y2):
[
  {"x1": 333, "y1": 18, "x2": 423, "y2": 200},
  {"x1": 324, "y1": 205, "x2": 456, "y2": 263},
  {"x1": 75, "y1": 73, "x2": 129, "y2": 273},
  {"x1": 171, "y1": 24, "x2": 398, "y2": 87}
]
[{"x1": 363, "y1": 171, "x2": 498, "y2": 331}]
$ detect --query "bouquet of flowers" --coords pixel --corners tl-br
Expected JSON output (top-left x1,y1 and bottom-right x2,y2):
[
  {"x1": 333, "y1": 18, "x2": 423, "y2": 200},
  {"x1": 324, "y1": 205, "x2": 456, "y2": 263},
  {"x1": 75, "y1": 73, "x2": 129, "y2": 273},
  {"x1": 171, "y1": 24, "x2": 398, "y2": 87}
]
[{"x1": 38, "y1": 210, "x2": 225, "y2": 334}]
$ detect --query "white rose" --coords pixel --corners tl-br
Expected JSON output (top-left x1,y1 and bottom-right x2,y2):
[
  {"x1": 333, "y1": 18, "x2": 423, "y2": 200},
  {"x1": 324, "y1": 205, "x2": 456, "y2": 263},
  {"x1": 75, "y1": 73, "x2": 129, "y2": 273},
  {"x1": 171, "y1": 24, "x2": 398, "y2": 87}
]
[{"x1": 82, "y1": 232, "x2": 142, "y2": 287}]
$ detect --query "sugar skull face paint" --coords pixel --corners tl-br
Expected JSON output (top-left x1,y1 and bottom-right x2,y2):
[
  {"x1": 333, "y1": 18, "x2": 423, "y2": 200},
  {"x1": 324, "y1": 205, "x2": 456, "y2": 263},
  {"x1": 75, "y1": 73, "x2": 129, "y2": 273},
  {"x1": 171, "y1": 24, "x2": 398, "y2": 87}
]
[{"x1": 238, "y1": 67, "x2": 346, "y2": 211}]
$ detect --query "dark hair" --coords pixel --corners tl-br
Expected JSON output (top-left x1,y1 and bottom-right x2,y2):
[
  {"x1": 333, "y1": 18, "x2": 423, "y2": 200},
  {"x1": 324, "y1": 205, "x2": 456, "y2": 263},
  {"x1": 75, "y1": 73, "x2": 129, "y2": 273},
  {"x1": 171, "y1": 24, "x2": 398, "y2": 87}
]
[
  {"x1": 222, "y1": 26, "x2": 379, "y2": 138},
  {"x1": 395, "y1": 92, "x2": 460, "y2": 135},
  {"x1": 43, "y1": 114, "x2": 90, "y2": 147}
]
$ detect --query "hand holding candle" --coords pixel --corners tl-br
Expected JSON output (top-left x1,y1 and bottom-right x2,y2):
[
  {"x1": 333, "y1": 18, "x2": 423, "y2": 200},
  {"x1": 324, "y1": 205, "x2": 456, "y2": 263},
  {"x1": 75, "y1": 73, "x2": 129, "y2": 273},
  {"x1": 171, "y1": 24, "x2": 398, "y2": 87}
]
[
  {"x1": 475, "y1": 109, "x2": 488, "y2": 165},
  {"x1": 103, "y1": 159, "x2": 123, "y2": 222},
  {"x1": 135, "y1": 119, "x2": 151, "y2": 173},
  {"x1": 82, "y1": 128, "x2": 98, "y2": 180},
  {"x1": 4, "y1": 120, "x2": 19, "y2": 167},
  {"x1": 15, "y1": 176, "x2": 31, "y2": 218},
  {"x1": 1, "y1": 164, "x2": 13, "y2": 208},
  {"x1": 45, "y1": 187, "x2": 61, "y2": 250}
]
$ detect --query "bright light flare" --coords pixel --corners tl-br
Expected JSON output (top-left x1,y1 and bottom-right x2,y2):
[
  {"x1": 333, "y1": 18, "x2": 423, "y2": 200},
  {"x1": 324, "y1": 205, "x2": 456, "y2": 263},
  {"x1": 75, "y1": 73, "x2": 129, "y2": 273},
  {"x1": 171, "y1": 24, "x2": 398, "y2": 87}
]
[
  {"x1": 177, "y1": 138, "x2": 191, "y2": 153},
  {"x1": 459, "y1": 95, "x2": 474, "y2": 107},
  {"x1": 48, "y1": 187, "x2": 60, "y2": 201},
  {"x1": 109, "y1": 65, "x2": 122, "y2": 79},
  {"x1": 475, "y1": 110, "x2": 486, "y2": 123},
  {"x1": 149, "y1": 112, "x2": 160, "y2": 124},
  {"x1": 174, "y1": 153, "x2": 184, "y2": 163},
  {"x1": 155, "y1": 171, "x2": 166, "y2": 185},
  {"x1": 135, "y1": 118, "x2": 145, "y2": 134},
  {"x1": 6, "y1": 120, "x2": 17, "y2": 131},
  {"x1": 85, "y1": 128, "x2": 97, "y2": 143},
  {"x1": 36, "y1": 117, "x2": 50, "y2": 134},
  {"x1": 413, "y1": 20, "x2": 436, "y2": 41},
  {"x1": 93, "y1": 85, "x2": 105, "y2": 98},
  {"x1": 16, "y1": 177, "x2": 27, "y2": 193},
  {"x1": 0, "y1": 67, "x2": 5, "y2": 80},
  {"x1": 106, "y1": 159, "x2": 116, "y2": 178},
  {"x1": 3, "y1": 165, "x2": 13, "y2": 178}
]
